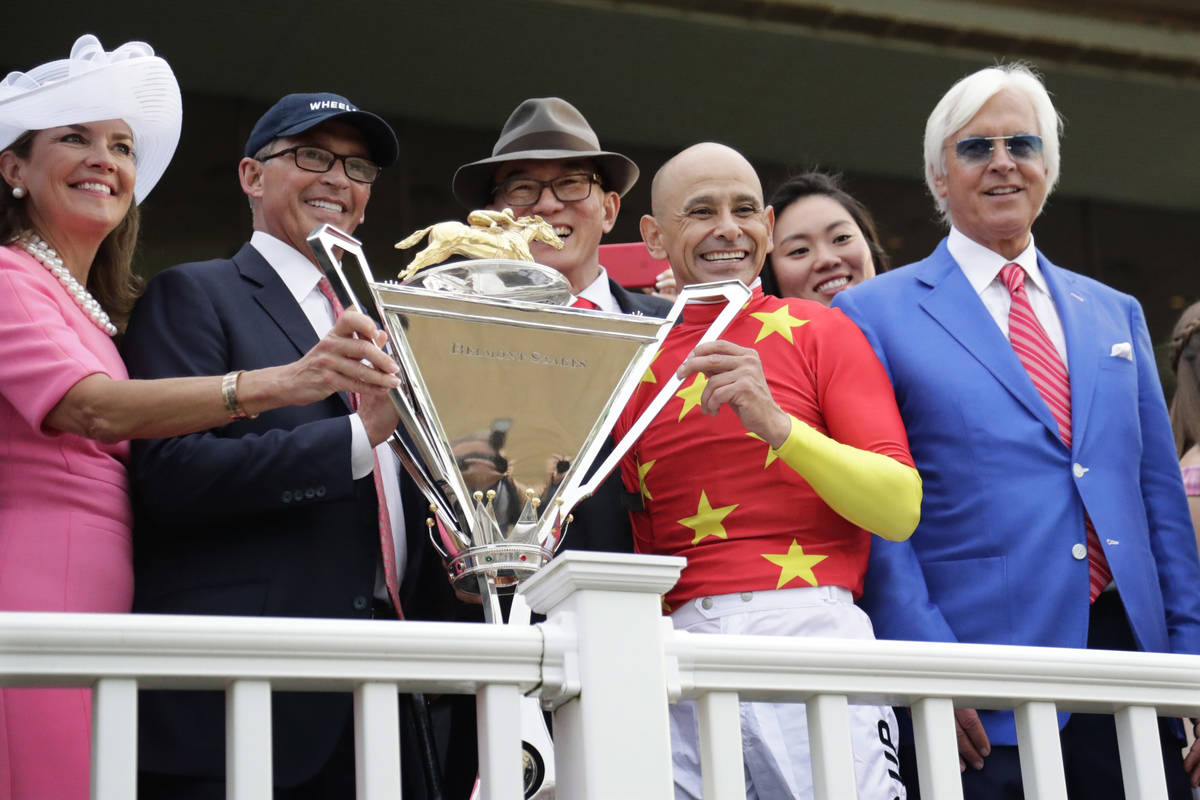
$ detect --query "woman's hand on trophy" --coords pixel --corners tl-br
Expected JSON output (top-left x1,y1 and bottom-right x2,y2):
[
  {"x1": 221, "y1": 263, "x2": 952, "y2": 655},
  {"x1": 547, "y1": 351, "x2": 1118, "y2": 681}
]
[{"x1": 261, "y1": 310, "x2": 399, "y2": 405}]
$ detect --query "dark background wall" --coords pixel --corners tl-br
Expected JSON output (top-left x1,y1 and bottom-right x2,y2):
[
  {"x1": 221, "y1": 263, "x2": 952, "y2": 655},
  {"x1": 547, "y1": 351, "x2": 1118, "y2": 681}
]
[{"x1": 10, "y1": 0, "x2": 1200, "y2": 381}]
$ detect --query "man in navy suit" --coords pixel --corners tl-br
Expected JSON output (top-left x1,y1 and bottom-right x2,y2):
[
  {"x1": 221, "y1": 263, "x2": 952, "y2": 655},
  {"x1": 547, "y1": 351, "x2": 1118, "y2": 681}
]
[
  {"x1": 452, "y1": 97, "x2": 671, "y2": 554},
  {"x1": 124, "y1": 93, "x2": 457, "y2": 798},
  {"x1": 833, "y1": 64, "x2": 1200, "y2": 798}
]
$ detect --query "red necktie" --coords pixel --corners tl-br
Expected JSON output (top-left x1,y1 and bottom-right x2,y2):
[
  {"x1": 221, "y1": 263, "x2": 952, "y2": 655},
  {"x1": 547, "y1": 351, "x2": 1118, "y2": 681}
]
[
  {"x1": 571, "y1": 296, "x2": 599, "y2": 310},
  {"x1": 317, "y1": 275, "x2": 404, "y2": 617},
  {"x1": 1000, "y1": 263, "x2": 1111, "y2": 602}
]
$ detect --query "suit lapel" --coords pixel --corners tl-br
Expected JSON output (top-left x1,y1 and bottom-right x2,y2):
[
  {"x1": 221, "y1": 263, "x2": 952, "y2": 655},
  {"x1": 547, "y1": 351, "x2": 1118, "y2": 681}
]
[
  {"x1": 1042, "y1": 256, "x2": 1097, "y2": 450},
  {"x1": 233, "y1": 243, "x2": 353, "y2": 413},
  {"x1": 610, "y1": 278, "x2": 640, "y2": 314},
  {"x1": 917, "y1": 241, "x2": 1061, "y2": 441}
]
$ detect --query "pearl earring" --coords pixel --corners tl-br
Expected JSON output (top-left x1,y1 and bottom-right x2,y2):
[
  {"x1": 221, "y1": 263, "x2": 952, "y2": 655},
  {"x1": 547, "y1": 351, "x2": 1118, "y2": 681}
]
[{"x1": 11, "y1": 187, "x2": 26, "y2": 199}]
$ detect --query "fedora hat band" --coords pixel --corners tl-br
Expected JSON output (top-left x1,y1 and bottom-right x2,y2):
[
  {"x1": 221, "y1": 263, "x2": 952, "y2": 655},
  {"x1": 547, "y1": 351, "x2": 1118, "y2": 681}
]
[{"x1": 496, "y1": 129, "x2": 600, "y2": 158}]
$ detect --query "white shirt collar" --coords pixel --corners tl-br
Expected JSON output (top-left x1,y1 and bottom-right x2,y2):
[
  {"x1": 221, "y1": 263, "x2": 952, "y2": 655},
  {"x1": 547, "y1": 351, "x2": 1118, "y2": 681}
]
[
  {"x1": 250, "y1": 230, "x2": 324, "y2": 303},
  {"x1": 947, "y1": 226, "x2": 1044, "y2": 297},
  {"x1": 574, "y1": 266, "x2": 618, "y2": 313}
]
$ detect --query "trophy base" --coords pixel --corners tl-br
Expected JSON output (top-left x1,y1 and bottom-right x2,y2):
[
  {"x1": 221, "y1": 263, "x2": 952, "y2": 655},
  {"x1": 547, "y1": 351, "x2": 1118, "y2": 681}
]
[{"x1": 448, "y1": 543, "x2": 553, "y2": 596}]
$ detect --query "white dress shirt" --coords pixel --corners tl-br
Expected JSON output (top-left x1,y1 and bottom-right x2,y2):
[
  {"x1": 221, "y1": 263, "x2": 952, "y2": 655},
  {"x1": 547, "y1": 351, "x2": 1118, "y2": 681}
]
[
  {"x1": 947, "y1": 226, "x2": 1068, "y2": 368},
  {"x1": 250, "y1": 231, "x2": 407, "y2": 587},
  {"x1": 572, "y1": 266, "x2": 618, "y2": 312}
]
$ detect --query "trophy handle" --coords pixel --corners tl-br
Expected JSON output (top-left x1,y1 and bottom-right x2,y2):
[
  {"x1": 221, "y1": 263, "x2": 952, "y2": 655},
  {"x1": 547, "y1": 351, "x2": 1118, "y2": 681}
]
[
  {"x1": 306, "y1": 224, "x2": 380, "y2": 323},
  {"x1": 306, "y1": 224, "x2": 472, "y2": 538},
  {"x1": 564, "y1": 279, "x2": 753, "y2": 506}
]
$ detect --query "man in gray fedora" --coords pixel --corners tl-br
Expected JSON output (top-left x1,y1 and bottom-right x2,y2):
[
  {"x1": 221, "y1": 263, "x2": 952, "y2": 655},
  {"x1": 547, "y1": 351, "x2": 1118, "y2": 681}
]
[
  {"x1": 453, "y1": 96, "x2": 670, "y2": 316},
  {"x1": 452, "y1": 98, "x2": 671, "y2": 555}
]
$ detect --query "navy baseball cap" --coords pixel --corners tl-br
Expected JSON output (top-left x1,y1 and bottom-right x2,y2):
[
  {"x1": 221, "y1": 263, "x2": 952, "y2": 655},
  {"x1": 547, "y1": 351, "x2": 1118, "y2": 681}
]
[{"x1": 244, "y1": 92, "x2": 399, "y2": 166}]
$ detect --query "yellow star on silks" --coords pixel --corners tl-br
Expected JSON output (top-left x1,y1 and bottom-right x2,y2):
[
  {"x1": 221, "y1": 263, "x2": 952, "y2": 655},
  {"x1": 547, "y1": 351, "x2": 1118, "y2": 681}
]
[
  {"x1": 641, "y1": 350, "x2": 662, "y2": 384},
  {"x1": 750, "y1": 305, "x2": 808, "y2": 344},
  {"x1": 675, "y1": 372, "x2": 708, "y2": 421},
  {"x1": 762, "y1": 540, "x2": 828, "y2": 589},
  {"x1": 637, "y1": 458, "x2": 656, "y2": 501},
  {"x1": 746, "y1": 432, "x2": 779, "y2": 467},
  {"x1": 678, "y1": 490, "x2": 738, "y2": 545}
]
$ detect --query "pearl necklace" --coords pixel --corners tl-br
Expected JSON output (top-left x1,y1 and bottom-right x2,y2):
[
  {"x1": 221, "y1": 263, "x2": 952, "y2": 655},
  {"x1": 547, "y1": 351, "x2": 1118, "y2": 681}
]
[{"x1": 15, "y1": 233, "x2": 118, "y2": 337}]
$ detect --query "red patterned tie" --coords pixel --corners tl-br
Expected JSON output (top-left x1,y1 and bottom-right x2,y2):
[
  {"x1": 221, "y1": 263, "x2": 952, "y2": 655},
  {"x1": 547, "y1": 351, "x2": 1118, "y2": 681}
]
[
  {"x1": 571, "y1": 296, "x2": 599, "y2": 310},
  {"x1": 1000, "y1": 263, "x2": 1111, "y2": 602},
  {"x1": 316, "y1": 275, "x2": 404, "y2": 617}
]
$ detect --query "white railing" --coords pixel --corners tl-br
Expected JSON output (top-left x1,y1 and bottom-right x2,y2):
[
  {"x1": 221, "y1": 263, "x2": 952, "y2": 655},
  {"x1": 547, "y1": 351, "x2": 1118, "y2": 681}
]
[{"x1": 3, "y1": 551, "x2": 1200, "y2": 800}]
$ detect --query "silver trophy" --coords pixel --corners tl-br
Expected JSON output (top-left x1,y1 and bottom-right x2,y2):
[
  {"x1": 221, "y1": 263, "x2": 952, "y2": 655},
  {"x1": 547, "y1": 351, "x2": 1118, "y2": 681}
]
[{"x1": 307, "y1": 223, "x2": 750, "y2": 797}]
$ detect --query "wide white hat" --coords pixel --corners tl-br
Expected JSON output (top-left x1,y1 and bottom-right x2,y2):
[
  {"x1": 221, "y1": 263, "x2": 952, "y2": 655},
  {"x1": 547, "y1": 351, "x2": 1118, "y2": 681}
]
[{"x1": 0, "y1": 34, "x2": 182, "y2": 204}]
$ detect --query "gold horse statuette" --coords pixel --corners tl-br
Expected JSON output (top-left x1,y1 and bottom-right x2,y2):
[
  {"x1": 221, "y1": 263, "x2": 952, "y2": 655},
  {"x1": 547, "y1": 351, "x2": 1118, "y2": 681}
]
[{"x1": 395, "y1": 208, "x2": 564, "y2": 280}]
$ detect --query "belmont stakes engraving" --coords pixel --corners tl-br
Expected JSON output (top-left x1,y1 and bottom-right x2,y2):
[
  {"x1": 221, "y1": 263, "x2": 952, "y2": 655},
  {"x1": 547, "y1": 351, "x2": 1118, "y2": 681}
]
[{"x1": 449, "y1": 341, "x2": 587, "y2": 368}]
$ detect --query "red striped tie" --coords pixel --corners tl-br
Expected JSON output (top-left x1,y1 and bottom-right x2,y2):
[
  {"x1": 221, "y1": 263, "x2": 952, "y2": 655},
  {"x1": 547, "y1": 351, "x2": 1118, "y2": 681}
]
[
  {"x1": 317, "y1": 276, "x2": 404, "y2": 617},
  {"x1": 571, "y1": 296, "x2": 600, "y2": 310},
  {"x1": 1000, "y1": 263, "x2": 1111, "y2": 602}
]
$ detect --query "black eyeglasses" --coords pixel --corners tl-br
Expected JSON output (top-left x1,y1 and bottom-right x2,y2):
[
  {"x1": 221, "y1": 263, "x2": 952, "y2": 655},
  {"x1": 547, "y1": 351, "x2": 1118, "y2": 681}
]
[
  {"x1": 953, "y1": 134, "x2": 1044, "y2": 165},
  {"x1": 258, "y1": 145, "x2": 381, "y2": 184},
  {"x1": 492, "y1": 172, "x2": 599, "y2": 207}
]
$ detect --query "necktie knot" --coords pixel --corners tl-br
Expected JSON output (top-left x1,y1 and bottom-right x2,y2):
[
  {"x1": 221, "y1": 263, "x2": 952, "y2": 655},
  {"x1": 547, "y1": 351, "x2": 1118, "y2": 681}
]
[
  {"x1": 571, "y1": 296, "x2": 600, "y2": 310},
  {"x1": 1000, "y1": 262, "x2": 1026, "y2": 295}
]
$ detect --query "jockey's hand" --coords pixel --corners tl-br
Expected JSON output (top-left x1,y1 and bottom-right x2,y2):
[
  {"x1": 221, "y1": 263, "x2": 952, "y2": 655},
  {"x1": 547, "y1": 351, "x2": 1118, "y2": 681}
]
[{"x1": 676, "y1": 340, "x2": 790, "y2": 447}]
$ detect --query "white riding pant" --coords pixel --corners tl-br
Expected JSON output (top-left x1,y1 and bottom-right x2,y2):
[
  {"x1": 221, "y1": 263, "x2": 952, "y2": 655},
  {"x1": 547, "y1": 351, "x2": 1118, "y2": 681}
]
[{"x1": 669, "y1": 585, "x2": 905, "y2": 800}]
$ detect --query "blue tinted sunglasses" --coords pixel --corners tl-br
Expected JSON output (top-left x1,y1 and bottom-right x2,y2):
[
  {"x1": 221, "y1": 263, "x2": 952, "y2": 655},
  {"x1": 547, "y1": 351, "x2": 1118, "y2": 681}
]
[{"x1": 954, "y1": 134, "x2": 1044, "y2": 164}]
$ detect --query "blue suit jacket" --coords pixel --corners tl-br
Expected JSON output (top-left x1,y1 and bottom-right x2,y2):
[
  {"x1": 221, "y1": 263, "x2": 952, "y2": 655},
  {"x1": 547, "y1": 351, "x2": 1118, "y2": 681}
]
[
  {"x1": 834, "y1": 239, "x2": 1200, "y2": 744},
  {"x1": 122, "y1": 243, "x2": 458, "y2": 785}
]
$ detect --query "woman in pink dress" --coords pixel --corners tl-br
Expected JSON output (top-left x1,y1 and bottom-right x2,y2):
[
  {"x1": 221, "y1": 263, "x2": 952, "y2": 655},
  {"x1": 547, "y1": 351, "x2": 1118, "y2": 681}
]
[{"x1": 0, "y1": 35, "x2": 401, "y2": 800}]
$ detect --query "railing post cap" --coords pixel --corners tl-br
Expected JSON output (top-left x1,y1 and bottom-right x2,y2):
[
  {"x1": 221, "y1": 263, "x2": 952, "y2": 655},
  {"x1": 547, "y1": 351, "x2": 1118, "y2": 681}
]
[{"x1": 520, "y1": 551, "x2": 685, "y2": 614}]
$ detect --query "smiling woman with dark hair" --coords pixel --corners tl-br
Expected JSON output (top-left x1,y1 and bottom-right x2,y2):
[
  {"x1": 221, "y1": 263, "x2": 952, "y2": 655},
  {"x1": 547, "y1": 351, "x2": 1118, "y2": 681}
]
[
  {"x1": 0, "y1": 35, "x2": 399, "y2": 799},
  {"x1": 761, "y1": 171, "x2": 888, "y2": 305}
]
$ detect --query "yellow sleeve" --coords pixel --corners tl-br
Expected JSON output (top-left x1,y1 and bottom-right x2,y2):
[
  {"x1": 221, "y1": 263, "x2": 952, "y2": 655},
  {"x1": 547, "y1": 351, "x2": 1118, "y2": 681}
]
[{"x1": 772, "y1": 414, "x2": 921, "y2": 541}]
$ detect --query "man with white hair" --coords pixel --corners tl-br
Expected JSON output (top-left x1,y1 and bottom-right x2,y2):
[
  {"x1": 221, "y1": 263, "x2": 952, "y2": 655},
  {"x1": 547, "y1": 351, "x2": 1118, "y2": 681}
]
[{"x1": 834, "y1": 64, "x2": 1200, "y2": 798}]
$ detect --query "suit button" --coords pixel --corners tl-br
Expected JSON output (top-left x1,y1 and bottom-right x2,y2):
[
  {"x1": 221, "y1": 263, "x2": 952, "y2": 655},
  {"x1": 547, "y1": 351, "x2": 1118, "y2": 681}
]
[
  {"x1": 701, "y1": 597, "x2": 714, "y2": 609},
  {"x1": 352, "y1": 596, "x2": 368, "y2": 611},
  {"x1": 1072, "y1": 463, "x2": 1088, "y2": 478},
  {"x1": 304, "y1": 488, "x2": 315, "y2": 499},
  {"x1": 316, "y1": 486, "x2": 327, "y2": 498},
  {"x1": 1071, "y1": 543, "x2": 1087, "y2": 560},
  {"x1": 281, "y1": 490, "x2": 292, "y2": 503}
]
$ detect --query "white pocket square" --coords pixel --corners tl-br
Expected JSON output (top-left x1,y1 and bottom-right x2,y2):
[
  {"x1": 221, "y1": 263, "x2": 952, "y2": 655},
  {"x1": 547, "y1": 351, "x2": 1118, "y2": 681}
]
[{"x1": 1110, "y1": 342, "x2": 1132, "y2": 360}]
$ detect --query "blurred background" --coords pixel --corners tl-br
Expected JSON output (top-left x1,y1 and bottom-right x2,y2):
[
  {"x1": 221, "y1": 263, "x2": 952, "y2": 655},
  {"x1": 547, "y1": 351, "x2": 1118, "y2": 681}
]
[{"x1": 10, "y1": 0, "x2": 1200, "y2": 378}]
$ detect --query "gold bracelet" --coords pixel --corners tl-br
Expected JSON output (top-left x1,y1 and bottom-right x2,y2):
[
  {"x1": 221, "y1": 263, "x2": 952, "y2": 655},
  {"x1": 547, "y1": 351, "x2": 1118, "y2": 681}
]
[{"x1": 221, "y1": 370, "x2": 257, "y2": 420}]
